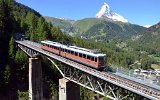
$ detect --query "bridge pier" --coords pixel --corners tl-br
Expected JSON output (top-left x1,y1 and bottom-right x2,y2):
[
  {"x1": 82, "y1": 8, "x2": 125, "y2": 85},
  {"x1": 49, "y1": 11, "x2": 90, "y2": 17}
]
[
  {"x1": 29, "y1": 57, "x2": 43, "y2": 100},
  {"x1": 59, "y1": 78, "x2": 80, "y2": 100}
]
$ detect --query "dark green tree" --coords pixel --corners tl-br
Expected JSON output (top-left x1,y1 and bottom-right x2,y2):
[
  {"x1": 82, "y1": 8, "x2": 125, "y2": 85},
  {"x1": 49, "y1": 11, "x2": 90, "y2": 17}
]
[
  {"x1": 9, "y1": 36, "x2": 15, "y2": 59},
  {"x1": 15, "y1": 50, "x2": 27, "y2": 65},
  {"x1": 26, "y1": 12, "x2": 37, "y2": 32},
  {"x1": 0, "y1": 0, "x2": 13, "y2": 90},
  {"x1": 3, "y1": 64, "x2": 11, "y2": 84},
  {"x1": 141, "y1": 58, "x2": 151, "y2": 70}
]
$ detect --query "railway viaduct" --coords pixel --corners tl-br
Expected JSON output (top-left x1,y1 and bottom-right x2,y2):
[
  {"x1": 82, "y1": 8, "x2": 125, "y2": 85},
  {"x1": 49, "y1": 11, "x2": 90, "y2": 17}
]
[{"x1": 16, "y1": 40, "x2": 160, "y2": 100}]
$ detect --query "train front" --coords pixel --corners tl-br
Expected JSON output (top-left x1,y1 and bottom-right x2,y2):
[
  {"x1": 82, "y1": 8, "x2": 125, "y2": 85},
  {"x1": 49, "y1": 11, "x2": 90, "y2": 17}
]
[{"x1": 97, "y1": 54, "x2": 107, "y2": 70}]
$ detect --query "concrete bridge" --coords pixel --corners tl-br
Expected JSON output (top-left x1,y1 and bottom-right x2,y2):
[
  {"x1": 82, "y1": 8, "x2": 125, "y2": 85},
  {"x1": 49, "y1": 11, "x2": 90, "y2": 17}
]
[{"x1": 16, "y1": 40, "x2": 160, "y2": 100}]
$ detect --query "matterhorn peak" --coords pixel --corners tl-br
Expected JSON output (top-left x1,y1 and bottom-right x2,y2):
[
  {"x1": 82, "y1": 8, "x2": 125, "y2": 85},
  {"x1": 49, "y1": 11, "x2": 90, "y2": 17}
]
[
  {"x1": 96, "y1": 2, "x2": 128, "y2": 23},
  {"x1": 103, "y1": 2, "x2": 110, "y2": 9}
]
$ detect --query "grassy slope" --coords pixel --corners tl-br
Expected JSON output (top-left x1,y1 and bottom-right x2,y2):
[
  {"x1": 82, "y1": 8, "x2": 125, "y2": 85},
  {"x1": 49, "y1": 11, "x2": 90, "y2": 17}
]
[
  {"x1": 73, "y1": 18, "x2": 103, "y2": 34},
  {"x1": 74, "y1": 18, "x2": 145, "y2": 43},
  {"x1": 44, "y1": 16, "x2": 75, "y2": 33}
]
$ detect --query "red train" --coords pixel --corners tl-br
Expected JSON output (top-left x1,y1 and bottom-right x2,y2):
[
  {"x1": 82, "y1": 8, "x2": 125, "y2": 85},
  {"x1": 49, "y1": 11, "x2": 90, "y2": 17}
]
[{"x1": 41, "y1": 40, "x2": 106, "y2": 70}]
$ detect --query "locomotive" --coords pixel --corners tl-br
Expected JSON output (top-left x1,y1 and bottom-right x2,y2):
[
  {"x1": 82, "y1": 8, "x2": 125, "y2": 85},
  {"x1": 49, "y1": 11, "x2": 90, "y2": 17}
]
[{"x1": 41, "y1": 40, "x2": 106, "y2": 70}]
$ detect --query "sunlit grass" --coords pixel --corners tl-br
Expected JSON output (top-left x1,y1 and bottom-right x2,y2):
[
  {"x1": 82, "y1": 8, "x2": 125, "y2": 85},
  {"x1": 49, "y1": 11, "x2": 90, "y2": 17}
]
[{"x1": 151, "y1": 64, "x2": 160, "y2": 69}]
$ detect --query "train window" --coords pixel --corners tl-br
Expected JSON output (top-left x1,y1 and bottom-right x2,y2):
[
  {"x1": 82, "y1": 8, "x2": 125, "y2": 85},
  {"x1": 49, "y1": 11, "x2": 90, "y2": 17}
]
[
  {"x1": 75, "y1": 52, "x2": 78, "y2": 56},
  {"x1": 71, "y1": 51, "x2": 74, "y2": 55},
  {"x1": 65, "y1": 49, "x2": 67, "y2": 52},
  {"x1": 95, "y1": 58, "x2": 97, "y2": 62},
  {"x1": 68, "y1": 50, "x2": 70, "y2": 53},
  {"x1": 87, "y1": 55, "x2": 90, "y2": 59},
  {"x1": 91, "y1": 57, "x2": 94, "y2": 61},
  {"x1": 79, "y1": 53, "x2": 82, "y2": 57},
  {"x1": 83, "y1": 54, "x2": 86, "y2": 58},
  {"x1": 99, "y1": 57, "x2": 105, "y2": 62}
]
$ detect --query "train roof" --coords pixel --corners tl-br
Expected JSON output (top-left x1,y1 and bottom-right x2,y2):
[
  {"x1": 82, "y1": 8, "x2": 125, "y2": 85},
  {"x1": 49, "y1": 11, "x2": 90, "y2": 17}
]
[
  {"x1": 41, "y1": 40, "x2": 63, "y2": 47},
  {"x1": 41, "y1": 40, "x2": 106, "y2": 57}
]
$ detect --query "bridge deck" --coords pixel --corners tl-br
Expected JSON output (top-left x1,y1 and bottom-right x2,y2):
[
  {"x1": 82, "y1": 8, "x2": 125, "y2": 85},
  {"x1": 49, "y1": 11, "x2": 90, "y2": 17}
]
[{"x1": 16, "y1": 40, "x2": 160, "y2": 100}]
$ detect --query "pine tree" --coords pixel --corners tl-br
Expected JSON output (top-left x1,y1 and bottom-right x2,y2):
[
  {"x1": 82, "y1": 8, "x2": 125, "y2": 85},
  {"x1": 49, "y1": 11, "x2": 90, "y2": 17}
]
[
  {"x1": 9, "y1": 36, "x2": 15, "y2": 59},
  {"x1": 0, "y1": 0, "x2": 5, "y2": 35},
  {"x1": 15, "y1": 50, "x2": 27, "y2": 65},
  {"x1": 3, "y1": 64, "x2": 11, "y2": 84},
  {"x1": 26, "y1": 12, "x2": 38, "y2": 33},
  {"x1": 0, "y1": 0, "x2": 13, "y2": 83},
  {"x1": 37, "y1": 17, "x2": 50, "y2": 41}
]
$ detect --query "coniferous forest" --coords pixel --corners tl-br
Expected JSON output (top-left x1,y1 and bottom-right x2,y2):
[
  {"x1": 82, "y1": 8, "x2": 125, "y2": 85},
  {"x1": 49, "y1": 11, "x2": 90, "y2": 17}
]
[{"x1": 0, "y1": 0, "x2": 159, "y2": 99}]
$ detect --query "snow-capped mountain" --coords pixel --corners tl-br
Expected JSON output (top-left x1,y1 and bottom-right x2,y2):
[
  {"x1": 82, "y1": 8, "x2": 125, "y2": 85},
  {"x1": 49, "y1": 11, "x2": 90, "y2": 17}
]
[{"x1": 96, "y1": 2, "x2": 128, "y2": 23}]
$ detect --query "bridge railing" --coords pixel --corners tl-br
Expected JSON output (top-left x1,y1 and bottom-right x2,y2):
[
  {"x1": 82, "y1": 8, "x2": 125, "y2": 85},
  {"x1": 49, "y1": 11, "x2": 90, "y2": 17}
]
[{"x1": 109, "y1": 65, "x2": 160, "y2": 86}]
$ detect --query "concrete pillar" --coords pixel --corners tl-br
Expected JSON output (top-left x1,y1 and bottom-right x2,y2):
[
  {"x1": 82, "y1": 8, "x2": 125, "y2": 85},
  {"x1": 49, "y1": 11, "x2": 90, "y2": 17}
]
[
  {"x1": 29, "y1": 57, "x2": 43, "y2": 100},
  {"x1": 59, "y1": 78, "x2": 80, "y2": 100}
]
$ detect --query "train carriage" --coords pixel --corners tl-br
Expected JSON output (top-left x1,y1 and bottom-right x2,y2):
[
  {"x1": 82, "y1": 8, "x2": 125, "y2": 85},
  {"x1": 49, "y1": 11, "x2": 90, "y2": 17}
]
[{"x1": 41, "y1": 40, "x2": 106, "y2": 70}]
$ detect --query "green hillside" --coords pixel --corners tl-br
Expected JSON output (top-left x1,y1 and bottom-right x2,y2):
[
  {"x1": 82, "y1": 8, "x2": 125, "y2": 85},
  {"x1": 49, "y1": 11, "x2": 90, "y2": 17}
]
[
  {"x1": 44, "y1": 16, "x2": 75, "y2": 34},
  {"x1": 0, "y1": 1, "x2": 68, "y2": 99},
  {"x1": 128, "y1": 22, "x2": 160, "y2": 56},
  {"x1": 74, "y1": 18, "x2": 146, "y2": 42},
  {"x1": 46, "y1": 17, "x2": 146, "y2": 43},
  {"x1": 73, "y1": 18, "x2": 104, "y2": 34}
]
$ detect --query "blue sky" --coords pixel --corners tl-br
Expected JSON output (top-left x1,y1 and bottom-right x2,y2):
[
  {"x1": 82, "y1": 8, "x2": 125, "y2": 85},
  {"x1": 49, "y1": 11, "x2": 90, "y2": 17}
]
[{"x1": 16, "y1": 0, "x2": 160, "y2": 26}]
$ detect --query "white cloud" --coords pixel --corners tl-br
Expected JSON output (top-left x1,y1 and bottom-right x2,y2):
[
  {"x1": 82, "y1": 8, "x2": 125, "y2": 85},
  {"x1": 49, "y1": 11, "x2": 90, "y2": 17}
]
[{"x1": 144, "y1": 25, "x2": 151, "y2": 28}]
